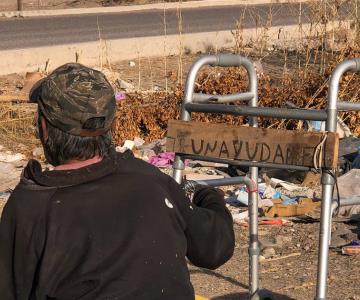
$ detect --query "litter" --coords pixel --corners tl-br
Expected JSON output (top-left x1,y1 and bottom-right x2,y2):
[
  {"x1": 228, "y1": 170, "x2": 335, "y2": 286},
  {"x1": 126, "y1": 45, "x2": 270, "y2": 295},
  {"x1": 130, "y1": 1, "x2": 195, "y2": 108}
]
[
  {"x1": 116, "y1": 140, "x2": 136, "y2": 152},
  {"x1": 195, "y1": 295, "x2": 208, "y2": 300},
  {"x1": 272, "y1": 191, "x2": 281, "y2": 199},
  {"x1": 259, "y1": 182, "x2": 277, "y2": 199},
  {"x1": 263, "y1": 198, "x2": 320, "y2": 218},
  {"x1": 342, "y1": 245, "x2": 360, "y2": 255},
  {"x1": 281, "y1": 195, "x2": 298, "y2": 205},
  {"x1": 337, "y1": 169, "x2": 360, "y2": 198},
  {"x1": 270, "y1": 178, "x2": 304, "y2": 192},
  {"x1": 237, "y1": 218, "x2": 289, "y2": 227},
  {"x1": 115, "y1": 91, "x2": 126, "y2": 102},
  {"x1": 234, "y1": 189, "x2": 249, "y2": 206},
  {"x1": 149, "y1": 152, "x2": 175, "y2": 168},
  {"x1": 133, "y1": 137, "x2": 145, "y2": 148},
  {"x1": 258, "y1": 219, "x2": 287, "y2": 226},
  {"x1": 232, "y1": 210, "x2": 249, "y2": 225},
  {"x1": 308, "y1": 118, "x2": 351, "y2": 138}
]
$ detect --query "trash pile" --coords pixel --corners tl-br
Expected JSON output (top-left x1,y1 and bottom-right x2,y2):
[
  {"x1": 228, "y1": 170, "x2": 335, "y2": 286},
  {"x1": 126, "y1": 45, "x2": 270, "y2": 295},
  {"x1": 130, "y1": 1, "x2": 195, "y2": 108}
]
[
  {"x1": 225, "y1": 172, "x2": 320, "y2": 224},
  {"x1": 114, "y1": 132, "x2": 360, "y2": 257}
]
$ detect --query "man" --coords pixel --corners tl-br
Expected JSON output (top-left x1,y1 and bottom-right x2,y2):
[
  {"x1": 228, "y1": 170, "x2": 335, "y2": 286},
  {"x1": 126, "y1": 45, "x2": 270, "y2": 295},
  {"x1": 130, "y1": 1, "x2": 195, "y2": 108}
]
[{"x1": 0, "y1": 63, "x2": 235, "y2": 300}]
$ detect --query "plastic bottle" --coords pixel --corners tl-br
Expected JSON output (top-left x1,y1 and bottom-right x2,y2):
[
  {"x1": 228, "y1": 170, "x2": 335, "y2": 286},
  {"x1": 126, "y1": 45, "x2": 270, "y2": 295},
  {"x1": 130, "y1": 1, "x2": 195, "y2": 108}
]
[{"x1": 352, "y1": 146, "x2": 360, "y2": 169}]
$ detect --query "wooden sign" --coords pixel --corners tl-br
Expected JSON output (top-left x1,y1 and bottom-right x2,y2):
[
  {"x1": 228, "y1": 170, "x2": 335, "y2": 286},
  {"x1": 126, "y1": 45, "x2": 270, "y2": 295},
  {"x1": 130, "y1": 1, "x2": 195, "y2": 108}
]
[{"x1": 166, "y1": 120, "x2": 339, "y2": 168}]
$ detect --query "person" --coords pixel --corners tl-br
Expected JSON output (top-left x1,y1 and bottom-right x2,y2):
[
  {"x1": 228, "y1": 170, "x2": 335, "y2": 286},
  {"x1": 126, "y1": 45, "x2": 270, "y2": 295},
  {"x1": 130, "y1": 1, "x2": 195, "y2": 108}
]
[{"x1": 0, "y1": 63, "x2": 235, "y2": 300}]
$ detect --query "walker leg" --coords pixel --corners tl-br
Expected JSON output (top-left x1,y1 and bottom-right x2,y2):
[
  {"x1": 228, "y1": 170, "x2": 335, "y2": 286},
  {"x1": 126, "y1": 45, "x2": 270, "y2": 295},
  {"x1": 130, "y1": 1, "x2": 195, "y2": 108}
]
[
  {"x1": 315, "y1": 172, "x2": 335, "y2": 300},
  {"x1": 248, "y1": 166, "x2": 260, "y2": 300}
]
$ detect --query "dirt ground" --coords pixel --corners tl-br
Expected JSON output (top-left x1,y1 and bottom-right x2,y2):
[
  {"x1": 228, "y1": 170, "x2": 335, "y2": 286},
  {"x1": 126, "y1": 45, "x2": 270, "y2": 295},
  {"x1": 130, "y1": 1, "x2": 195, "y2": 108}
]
[{"x1": 190, "y1": 219, "x2": 360, "y2": 300}]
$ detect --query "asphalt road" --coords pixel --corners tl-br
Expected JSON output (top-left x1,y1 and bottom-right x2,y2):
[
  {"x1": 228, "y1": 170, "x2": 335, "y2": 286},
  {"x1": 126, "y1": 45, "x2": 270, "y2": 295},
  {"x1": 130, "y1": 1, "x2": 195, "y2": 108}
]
[{"x1": 0, "y1": 2, "x2": 350, "y2": 50}]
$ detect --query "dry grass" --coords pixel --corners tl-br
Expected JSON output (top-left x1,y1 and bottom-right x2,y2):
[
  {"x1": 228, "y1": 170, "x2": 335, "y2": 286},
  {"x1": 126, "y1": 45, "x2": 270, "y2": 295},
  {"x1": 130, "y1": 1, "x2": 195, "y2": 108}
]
[{"x1": 0, "y1": 102, "x2": 38, "y2": 153}]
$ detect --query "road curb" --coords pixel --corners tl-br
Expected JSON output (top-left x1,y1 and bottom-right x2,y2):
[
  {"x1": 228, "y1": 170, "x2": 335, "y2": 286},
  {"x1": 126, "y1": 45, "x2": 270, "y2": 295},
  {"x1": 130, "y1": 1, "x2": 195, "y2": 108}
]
[{"x1": 0, "y1": 0, "x2": 312, "y2": 18}]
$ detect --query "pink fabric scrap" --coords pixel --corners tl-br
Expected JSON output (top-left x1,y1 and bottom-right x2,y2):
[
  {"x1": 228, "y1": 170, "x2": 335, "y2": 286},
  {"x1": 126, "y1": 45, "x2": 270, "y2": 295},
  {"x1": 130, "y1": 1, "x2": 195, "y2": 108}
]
[
  {"x1": 149, "y1": 152, "x2": 175, "y2": 168},
  {"x1": 115, "y1": 91, "x2": 126, "y2": 102}
]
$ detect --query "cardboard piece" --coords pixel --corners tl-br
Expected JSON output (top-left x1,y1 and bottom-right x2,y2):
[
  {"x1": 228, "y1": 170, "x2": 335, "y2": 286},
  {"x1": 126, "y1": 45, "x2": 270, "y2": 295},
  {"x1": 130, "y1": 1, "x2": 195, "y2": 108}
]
[
  {"x1": 263, "y1": 198, "x2": 320, "y2": 217},
  {"x1": 166, "y1": 120, "x2": 339, "y2": 168}
]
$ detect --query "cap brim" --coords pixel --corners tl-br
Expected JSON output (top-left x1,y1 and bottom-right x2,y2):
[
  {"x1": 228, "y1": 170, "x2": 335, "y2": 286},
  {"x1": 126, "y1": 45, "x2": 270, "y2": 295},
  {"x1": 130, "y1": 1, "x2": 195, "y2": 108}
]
[{"x1": 29, "y1": 78, "x2": 45, "y2": 103}]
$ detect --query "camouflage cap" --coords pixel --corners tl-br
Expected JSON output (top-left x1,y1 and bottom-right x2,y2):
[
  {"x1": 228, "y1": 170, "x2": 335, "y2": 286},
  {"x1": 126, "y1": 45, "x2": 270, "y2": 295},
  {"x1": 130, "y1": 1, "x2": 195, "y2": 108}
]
[{"x1": 30, "y1": 63, "x2": 115, "y2": 136}]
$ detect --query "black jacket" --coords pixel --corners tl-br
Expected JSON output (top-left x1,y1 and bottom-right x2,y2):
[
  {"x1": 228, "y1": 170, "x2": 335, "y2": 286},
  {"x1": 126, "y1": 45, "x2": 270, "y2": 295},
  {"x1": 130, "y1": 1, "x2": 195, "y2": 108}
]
[{"x1": 0, "y1": 150, "x2": 234, "y2": 300}]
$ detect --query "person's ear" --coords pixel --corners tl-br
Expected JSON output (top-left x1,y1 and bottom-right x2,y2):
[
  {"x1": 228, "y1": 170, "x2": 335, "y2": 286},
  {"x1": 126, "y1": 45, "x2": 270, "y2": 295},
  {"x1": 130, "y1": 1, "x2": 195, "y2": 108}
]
[{"x1": 40, "y1": 116, "x2": 49, "y2": 142}]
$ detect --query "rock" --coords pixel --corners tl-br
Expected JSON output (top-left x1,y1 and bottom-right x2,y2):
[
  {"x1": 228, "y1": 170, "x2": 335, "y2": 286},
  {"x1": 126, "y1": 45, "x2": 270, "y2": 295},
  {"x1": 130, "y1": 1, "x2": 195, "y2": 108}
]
[
  {"x1": 330, "y1": 236, "x2": 348, "y2": 248},
  {"x1": 133, "y1": 137, "x2": 145, "y2": 148},
  {"x1": 275, "y1": 235, "x2": 292, "y2": 246},
  {"x1": 11, "y1": 160, "x2": 27, "y2": 168},
  {"x1": 261, "y1": 247, "x2": 276, "y2": 259},
  {"x1": 153, "y1": 85, "x2": 162, "y2": 91},
  {"x1": 117, "y1": 79, "x2": 135, "y2": 91},
  {"x1": 0, "y1": 152, "x2": 25, "y2": 163},
  {"x1": 331, "y1": 227, "x2": 357, "y2": 247},
  {"x1": 22, "y1": 72, "x2": 44, "y2": 95},
  {"x1": 0, "y1": 162, "x2": 22, "y2": 192},
  {"x1": 139, "y1": 138, "x2": 167, "y2": 154},
  {"x1": 115, "y1": 146, "x2": 127, "y2": 153},
  {"x1": 133, "y1": 148, "x2": 156, "y2": 161},
  {"x1": 333, "y1": 227, "x2": 352, "y2": 236},
  {"x1": 302, "y1": 172, "x2": 321, "y2": 188},
  {"x1": 259, "y1": 255, "x2": 266, "y2": 262},
  {"x1": 337, "y1": 169, "x2": 360, "y2": 198},
  {"x1": 304, "y1": 245, "x2": 310, "y2": 251},
  {"x1": 32, "y1": 147, "x2": 44, "y2": 159},
  {"x1": 308, "y1": 234, "x2": 316, "y2": 240},
  {"x1": 259, "y1": 238, "x2": 277, "y2": 249}
]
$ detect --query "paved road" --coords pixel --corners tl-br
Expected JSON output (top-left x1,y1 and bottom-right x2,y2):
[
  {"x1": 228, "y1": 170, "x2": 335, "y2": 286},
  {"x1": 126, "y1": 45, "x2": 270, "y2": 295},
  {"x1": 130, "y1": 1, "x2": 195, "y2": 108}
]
[{"x1": 0, "y1": 2, "x2": 350, "y2": 50}]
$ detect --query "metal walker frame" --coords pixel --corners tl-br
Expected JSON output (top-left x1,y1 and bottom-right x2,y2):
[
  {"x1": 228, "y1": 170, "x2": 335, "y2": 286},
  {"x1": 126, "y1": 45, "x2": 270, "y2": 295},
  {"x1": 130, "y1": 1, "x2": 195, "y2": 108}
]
[{"x1": 171, "y1": 54, "x2": 360, "y2": 300}]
